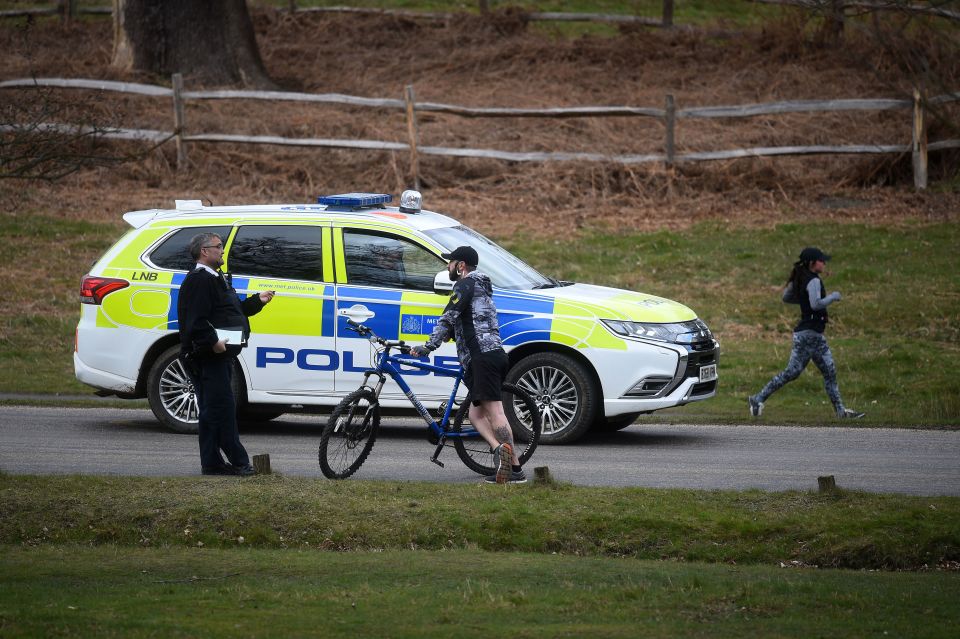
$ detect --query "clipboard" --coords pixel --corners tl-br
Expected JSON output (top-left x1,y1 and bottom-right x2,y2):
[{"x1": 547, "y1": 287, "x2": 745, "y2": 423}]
[{"x1": 215, "y1": 328, "x2": 246, "y2": 347}]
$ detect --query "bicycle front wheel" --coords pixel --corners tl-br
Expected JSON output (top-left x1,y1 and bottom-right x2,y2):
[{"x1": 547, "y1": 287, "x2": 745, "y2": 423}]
[
  {"x1": 319, "y1": 388, "x2": 380, "y2": 479},
  {"x1": 453, "y1": 382, "x2": 542, "y2": 476}
]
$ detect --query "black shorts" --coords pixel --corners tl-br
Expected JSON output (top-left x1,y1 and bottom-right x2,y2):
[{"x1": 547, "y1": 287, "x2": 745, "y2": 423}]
[{"x1": 463, "y1": 349, "x2": 508, "y2": 406}]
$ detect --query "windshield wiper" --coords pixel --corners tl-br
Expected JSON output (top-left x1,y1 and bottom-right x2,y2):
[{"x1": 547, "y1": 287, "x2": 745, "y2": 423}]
[{"x1": 533, "y1": 277, "x2": 566, "y2": 289}]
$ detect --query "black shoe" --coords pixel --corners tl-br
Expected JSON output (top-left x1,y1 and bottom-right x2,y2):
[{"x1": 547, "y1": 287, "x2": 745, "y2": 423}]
[
  {"x1": 232, "y1": 464, "x2": 256, "y2": 476},
  {"x1": 201, "y1": 464, "x2": 238, "y2": 476}
]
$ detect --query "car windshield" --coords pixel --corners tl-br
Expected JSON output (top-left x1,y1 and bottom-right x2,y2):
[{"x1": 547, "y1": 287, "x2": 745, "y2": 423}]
[{"x1": 424, "y1": 225, "x2": 556, "y2": 290}]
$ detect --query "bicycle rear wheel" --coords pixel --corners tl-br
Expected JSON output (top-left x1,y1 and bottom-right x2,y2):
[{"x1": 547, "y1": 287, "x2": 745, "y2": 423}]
[
  {"x1": 319, "y1": 388, "x2": 380, "y2": 479},
  {"x1": 453, "y1": 382, "x2": 541, "y2": 476}
]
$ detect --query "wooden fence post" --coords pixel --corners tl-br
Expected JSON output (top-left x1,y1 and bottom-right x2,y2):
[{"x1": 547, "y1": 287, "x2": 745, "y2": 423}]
[
  {"x1": 664, "y1": 94, "x2": 676, "y2": 169},
  {"x1": 912, "y1": 88, "x2": 928, "y2": 191},
  {"x1": 479, "y1": 0, "x2": 489, "y2": 14},
  {"x1": 828, "y1": 0, "x2": 845, "y2": 44},
  {"x1": 288, "y1": 1, "x2": 297, "y2": 13},
  {"x1": 662, "y1": 0, "x2": 674, "y2": 28},
  {"x1": 59, "y1": 0, "x2": 77, "y2": 24},
  {"x1": 172, "y1": 73, "x2": 188, "y2": 170},
  {"x1": 404, "y1": 85, "x2": 421, "y2": 191}
]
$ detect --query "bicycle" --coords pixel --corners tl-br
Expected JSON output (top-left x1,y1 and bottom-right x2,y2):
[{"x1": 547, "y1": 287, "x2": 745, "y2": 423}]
[{"x1": 318, "y1": 317, "x2": 542, "y2": 480}]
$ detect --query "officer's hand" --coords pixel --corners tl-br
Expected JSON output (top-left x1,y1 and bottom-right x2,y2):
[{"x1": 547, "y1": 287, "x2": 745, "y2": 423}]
[
  {"x1": 259, "y1": 290, "x2": 276, "y2": 304},
  {"x1": 409, "y1": 346, "x2": 428, "y2": 358},
  {"x1": 213, "y1": 339, "x2": 228, "y2": 354}
]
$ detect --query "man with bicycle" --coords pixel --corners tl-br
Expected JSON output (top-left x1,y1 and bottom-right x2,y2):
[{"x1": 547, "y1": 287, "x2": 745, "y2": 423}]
[{"x1": 411, "y1": 245, "x2": 523, "y2": 484}]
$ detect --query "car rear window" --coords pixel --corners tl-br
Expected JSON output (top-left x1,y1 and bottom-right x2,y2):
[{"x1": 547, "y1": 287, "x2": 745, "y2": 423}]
[
  {"x1": 228, "y1": 225, "x2": 324, "y2": 282},
  {"x1": 148, "y1": 226, "x2": 233, "y2": 271}
]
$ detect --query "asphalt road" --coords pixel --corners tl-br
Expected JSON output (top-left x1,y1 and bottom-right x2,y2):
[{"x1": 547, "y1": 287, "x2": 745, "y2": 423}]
[{"x1": 1, "y1": 405, "x2": 958, "y2": 496}]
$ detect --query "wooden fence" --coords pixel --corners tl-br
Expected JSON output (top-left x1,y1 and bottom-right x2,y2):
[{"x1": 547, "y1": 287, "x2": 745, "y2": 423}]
[
  {"x1": 4, "y1": 1, "x2": 957, "y2": 25},
  {"x1": 2, "y1": 75, "x2": 958, "y2": 189}
]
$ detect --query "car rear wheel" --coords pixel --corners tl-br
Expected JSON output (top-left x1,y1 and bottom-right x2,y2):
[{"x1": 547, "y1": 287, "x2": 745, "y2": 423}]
[
  {"x1": 147, "y1": 345, "x2": 241, "y2": 434},
  {"x1": 506, "y1": 351, "x2": 598, "y2": 444}
]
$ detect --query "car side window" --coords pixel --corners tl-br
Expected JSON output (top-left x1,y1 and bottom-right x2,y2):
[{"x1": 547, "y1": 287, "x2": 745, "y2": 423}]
[
  {"x1": 228, "y1": 225, "x2": 324, "y2": 281},
  {"x1": 343, "y1": 230, "x2": 444, "y2": 291},
  {"x1": 148, "y1": 226, "x2": 233, "y2": 271}
]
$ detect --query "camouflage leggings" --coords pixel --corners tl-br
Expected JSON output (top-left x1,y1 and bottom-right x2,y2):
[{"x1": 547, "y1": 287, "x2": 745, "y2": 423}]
[{"x1": 755, "y1": 330, "x2": 844, "y2": 411}]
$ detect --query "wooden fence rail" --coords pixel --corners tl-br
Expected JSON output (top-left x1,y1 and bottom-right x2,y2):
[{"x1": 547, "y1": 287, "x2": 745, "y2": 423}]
[
  {"x1": 3, "y1": 1, "x2": 958, "y2": 24},
  {"x1": 2, "y1": 76, "x2": 958, "y2": 189}
]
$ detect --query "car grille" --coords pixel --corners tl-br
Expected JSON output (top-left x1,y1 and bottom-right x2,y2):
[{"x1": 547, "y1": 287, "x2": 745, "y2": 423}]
[{"x1": 621, "y1": 340, "x2": 719, "y2": 400}]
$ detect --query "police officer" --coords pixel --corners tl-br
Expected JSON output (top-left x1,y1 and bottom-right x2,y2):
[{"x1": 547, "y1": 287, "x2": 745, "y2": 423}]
[
  {"x1": 410, "y1": 245, "x2": 523, "y2": 483},
  {"x1": 748, "y1": 247, "x2": 864, "y2": 420},
  {"x1": 178, "y1": 232, "x2": 275, "y2": 475}
]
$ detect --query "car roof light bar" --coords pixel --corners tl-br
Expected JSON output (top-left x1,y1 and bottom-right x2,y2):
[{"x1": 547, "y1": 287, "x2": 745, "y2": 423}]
[{"x1": 317, "y1": 193, "x2": 392, "y2": 209}]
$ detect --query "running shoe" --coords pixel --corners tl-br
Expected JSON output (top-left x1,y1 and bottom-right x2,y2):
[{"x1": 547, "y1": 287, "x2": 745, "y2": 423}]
[
  {"x1": 484, "y1": 470, "x2": 527, "y2": 484},
  {"x1": 493, "y1": 443, "x2": 513, "y2": 484},
  {"x1": 838, "y1": 408, "x2": 865, "y2": 419}
]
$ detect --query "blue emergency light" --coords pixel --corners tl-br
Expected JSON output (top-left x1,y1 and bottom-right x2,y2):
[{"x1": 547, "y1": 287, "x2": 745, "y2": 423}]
[{"x1": 317, "y1": 193, "x2": 392, "y2": 209}]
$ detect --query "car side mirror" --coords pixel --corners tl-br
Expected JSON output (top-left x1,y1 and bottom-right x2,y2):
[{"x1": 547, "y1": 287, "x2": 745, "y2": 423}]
[{"x1": 433, "y1": 271, "x2": 453, "y2": 295}]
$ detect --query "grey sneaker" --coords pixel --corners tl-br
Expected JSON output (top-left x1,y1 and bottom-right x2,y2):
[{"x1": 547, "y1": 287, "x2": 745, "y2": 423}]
[
  {"x1": 838, "y1": 408, "x2": 865, "y2": 419},
  {"x1": 484, "y1": 470, "x2": 527, "y2": 484},
  {"x1": 493, "y1": 443, "x2": 513, "y2": 484},
  {"x1": 748, "y1": 396, "x2": 764, "y2": 417}
]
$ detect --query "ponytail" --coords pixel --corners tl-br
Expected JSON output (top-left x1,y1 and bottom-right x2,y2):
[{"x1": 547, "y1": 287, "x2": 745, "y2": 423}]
[{"x1": 787, "y1": 261, "x2": 809, "y2": 292}]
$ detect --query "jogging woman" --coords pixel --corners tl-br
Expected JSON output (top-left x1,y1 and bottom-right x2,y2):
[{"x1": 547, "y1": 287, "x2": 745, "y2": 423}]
[{"x1": 748, "y1": 247, "x2": 864, "y2": 420}]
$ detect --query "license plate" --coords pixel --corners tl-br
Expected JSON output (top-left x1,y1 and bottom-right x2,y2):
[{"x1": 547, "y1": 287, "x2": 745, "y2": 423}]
[{"x1": 699, "y1": 364, "x2": 717, "y2": 383}]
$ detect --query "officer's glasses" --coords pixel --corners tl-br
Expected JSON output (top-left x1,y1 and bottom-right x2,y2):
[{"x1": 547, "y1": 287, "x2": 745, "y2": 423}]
[{"x1": 202, "y1": 244, "x2": 223, "y2": 250}]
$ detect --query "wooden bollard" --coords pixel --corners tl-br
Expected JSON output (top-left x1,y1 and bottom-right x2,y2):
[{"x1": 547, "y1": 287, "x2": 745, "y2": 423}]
[
  {"x1": 252, "y1": 454, "x2": 271, "y2": 475},
  {"x1": 817, "y1": 475, "x2": 836, "y2": 492},
  {"x1": 533, "y1": 466, "x2": 553, "y2": 485}
]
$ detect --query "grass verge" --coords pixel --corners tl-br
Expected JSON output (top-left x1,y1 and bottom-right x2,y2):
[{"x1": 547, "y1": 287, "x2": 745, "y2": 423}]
[
  {"x1": 3, "y1": 474, "x2": 958, "y2": 570},
  {"x1": 2, "y1": 545, "x2": 959, "y2": 638}
]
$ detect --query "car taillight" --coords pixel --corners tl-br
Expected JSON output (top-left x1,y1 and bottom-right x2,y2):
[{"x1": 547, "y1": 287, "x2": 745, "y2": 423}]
[{"x1": 80, "y1": 275, "x2": 129, "y2": 305}]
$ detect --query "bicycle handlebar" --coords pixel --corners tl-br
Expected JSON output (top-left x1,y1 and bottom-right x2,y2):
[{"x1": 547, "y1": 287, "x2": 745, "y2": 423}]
[{"x1": 345, "y1": 319, "x2": 411, "y2": 355}]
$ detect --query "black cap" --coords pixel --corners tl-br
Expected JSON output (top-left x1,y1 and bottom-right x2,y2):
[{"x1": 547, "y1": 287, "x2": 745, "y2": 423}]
[
  {"x1": 799, "y1": 247, "x2": 830, "y2": 263},
  {"x1": 441, "y1": 245, "x2": 479, "y2": 267}
]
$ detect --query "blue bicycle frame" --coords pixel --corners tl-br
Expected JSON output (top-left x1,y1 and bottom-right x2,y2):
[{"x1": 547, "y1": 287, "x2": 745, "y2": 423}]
[{"x1": 357, "y1": 341, "x2": 481, "y2": 467}]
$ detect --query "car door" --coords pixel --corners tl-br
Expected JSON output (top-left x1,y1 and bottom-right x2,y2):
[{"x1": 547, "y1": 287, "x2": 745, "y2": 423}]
[
  {"x1": 332, "y1": 225, "x2": 457, "y2": 401},
  {"x1": 225, "y1": 223, "x2": 336, "y2": 393}
]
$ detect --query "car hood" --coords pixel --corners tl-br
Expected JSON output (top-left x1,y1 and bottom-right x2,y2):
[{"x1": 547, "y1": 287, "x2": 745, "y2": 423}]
[{"x1": 511, "y1": 282, "x2": 698, "y2": 324}]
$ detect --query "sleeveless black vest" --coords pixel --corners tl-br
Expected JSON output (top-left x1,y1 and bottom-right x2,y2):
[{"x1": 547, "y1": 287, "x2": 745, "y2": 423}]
[{"x1": 795, "y1": 271, "x2": 827, "y2": 333}]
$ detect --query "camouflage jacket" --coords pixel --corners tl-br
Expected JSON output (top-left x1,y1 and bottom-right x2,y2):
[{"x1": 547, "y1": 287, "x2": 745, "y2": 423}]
[{"x1": 423, "y1": 271, "x2": 503, "y2": 367}]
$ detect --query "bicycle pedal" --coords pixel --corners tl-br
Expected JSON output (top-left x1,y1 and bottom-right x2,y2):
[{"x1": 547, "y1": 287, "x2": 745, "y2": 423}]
[{"x1": 430, "y1": 439, "x2": 446, "y2": 467}]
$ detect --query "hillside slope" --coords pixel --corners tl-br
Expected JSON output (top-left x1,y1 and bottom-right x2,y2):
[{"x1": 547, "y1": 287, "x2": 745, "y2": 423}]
[{"x1": 1, "y1": 7, "x2": 957, "y2": 236}]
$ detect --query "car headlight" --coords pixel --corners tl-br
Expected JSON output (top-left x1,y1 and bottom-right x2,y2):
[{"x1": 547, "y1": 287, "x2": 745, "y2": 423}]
[{"x1": 602, "y1": 319, "x2": 714, "y2": 345}]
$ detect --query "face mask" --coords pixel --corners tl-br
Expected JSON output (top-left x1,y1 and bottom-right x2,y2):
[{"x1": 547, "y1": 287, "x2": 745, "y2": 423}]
[{"x1": 448, "y1": 262, "x2": 461, "y2": 282}]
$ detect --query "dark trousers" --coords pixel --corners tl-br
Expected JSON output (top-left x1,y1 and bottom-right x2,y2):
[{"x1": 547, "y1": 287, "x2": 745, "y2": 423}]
[{"x1": 194, "y1": 355, "x2": 249, "y2": 469}]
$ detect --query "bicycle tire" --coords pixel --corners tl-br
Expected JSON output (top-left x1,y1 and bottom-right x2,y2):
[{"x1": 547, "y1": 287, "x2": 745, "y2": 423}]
[
  {"x1": 453, "y1": 382, "x2": 542, "y2": 476},
  {"x1": 319, "y1": 388, "x2": 380, "y2": 479}
]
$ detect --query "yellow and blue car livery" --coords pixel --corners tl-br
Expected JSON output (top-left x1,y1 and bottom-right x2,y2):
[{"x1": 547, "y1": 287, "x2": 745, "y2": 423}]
[{"x1": 75, "y1": 191, "x2": 718, "y2": 443}]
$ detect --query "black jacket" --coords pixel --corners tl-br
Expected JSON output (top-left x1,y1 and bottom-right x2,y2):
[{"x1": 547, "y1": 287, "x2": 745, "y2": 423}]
[{"x1": 177, "y1": 267, "x2": 264, "y2": 358}]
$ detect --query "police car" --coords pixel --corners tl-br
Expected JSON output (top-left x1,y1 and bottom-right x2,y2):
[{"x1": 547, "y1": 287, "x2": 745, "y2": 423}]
[{"x1": 75, "y1": 190, "x2": 719, "y2": 443}]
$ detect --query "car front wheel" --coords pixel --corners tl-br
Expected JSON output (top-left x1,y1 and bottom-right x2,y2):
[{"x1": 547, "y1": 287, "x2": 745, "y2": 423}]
[{"x1": 506, "y1": 351, "x2": 599, "y2": 444}]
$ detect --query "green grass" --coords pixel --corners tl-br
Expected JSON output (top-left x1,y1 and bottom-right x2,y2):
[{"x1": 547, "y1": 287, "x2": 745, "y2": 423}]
[
  {"x1": 4, "y1": 475, "x2": 959, "y2": 569},
  {"x1": 0, "y1": 213, "x2": 123, "y2": 395},
  {"x1": 2, "y1": 215, "x2": 959, "y2": 426},
  {"x1": 2, "y1": 545, "x2": 959, "y2": 638},
  {"x1": 2, "y1": 474, "x2": 959, "y2": 636}
]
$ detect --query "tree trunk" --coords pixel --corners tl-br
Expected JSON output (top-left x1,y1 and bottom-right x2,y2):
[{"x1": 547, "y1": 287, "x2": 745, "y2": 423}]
[{"x1": 112, "y1": 0, "x2": 273, "y2": 89}]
